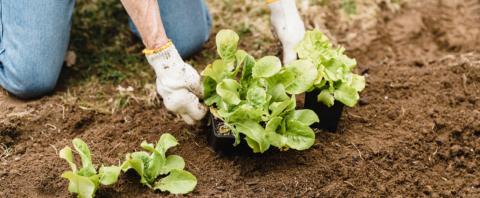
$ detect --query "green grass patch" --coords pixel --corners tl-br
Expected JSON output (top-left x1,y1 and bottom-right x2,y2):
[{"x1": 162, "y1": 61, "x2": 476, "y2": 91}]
[
  {"x1": 60, "y1": 0, "x2": 151, "y2": 87},
  {"x1": 341, "y1": 0, "x2": 357, "y2": 15}
]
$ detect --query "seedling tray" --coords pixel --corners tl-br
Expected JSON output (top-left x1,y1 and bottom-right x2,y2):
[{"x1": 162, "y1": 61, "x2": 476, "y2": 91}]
[{"x1": 304, "y1": 89, "x2": 345, "y2": 133}]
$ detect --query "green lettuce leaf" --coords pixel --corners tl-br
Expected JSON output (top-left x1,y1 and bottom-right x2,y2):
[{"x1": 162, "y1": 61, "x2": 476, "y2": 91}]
[
  {"x1": 267, "y1": 84, "x2": 290, "y2": 103},
  {"x1": 265, "y1": 117, "x2": 287, "y2": 149},
  {"x1": 314, "y1": 64, "x2": 326, "y2": 85},
  {"x1": 269, "y1": 102, "x2": 282, "y2": 112},
  {"x1": 264, "y1": 70, "x2": 294, "y2": 90},
  {"x1": 284, "y1": 94, "x2": 296, "y2": 113},
  {"x1": 233, "y1": 50, "x2": 247, "y2": 75},
  {"x1": 216, "y1": 29, "x2": 239, "y2": 69},
  {"x1": 293, "y1": 109, "x2": 319, "y2": 126},
  {"x1": 246, "y1": 87, "x2": 266, "y2": 109},
  {"x1": 217, "y1": 79, "x2": 241, "y2": 105},
  {"x1": 350, "y1": 74, "x2": 365, "y2": 92},
  {"x1": 321, "y1": 51, "x2": 357, "y2": 83},
  {"x1": 156, "y1": 134, "x2": 179, "y2": 157},
  {"x1": 59, "y1": 147, "x2": 77, "y2": 172},
  {"x1": 317, "y1": 89, "x2": 335, "y2": 107},
  {"x1": 153, "y1": 169, "x2": 197, "y2": 194},
  {"x1": 225, "y1": 122, "x2": 241, "y2": 146},
  {"x1": 321, "y1": 58, "x2": 341, "y2": 82},
  {"x1": 239, "y1": 55, "x2": 256, "y2": 99},
  {"x1": 224, "y1": 50, "x2": 248, "y2": 79},
  {"x1": 227, "y1": 105, "x2": 265, "y2": 123},
  {"x1": 263, "y1": 94, "x2": 272, "y2": 116},
  {"x1": 141, "y1": 141, "x2": 166, "y2": 180},
  {"x1": 161, "y1": 155, "x2": 185, "y2": 175},
  {"x1": 284, "y1": 60, "x2": 318, "y2": 94},
  {"x1": 333, "y1": 82, "x2": 359, "y2": 107},
  {"x1": 293, "y1": 28, "x2": 334, "y2": 66},
  {"x1": 284, "y1": 120, "x2": 316, "y2": 150},
  {"x1": 72, "y1": 139, "x2": 95, "y2": 177},
  {"x1": 98, "y1": 165, "x2": 122, "y2": 185},
  {"x1": 200, "y1": 60, "x2": 229, "y2": 82},
  {"x1": 314, "y1": 79, "x2": 327, "y2": 89},
  {"x1": 245, "y1": 136, "x2": 262, "y2": 153},
  {"x1": 61, "y1": 171, "x2": 96, "y2": 198},
  {"x1": 203, "y1": 76, "x2": 222, "y2": 106},
  {"x1": 269, "y1": 100, "x2": 293, "y2": 118},
  {"x1": 334, "y1": 46, "x2": 357, "y2": 71},
  {"x1": 266, "y1": 112, "x2": 317, "y2": 150},
  {"x1": 252, "y1": 56, "x2": 281, "y2": 78},
  {"x1": 235, "y1": 50, "x2": 247, "y2": 67},
  {"x1": 124, "y1": 152, "x2": 151, "y2": 187},
  {"x1": 231, "y1": 120, "x2": 270, "y2": 153}
]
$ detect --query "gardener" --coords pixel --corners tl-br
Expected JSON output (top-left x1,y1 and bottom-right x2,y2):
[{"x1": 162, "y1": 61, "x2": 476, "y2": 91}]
[{"x1": 0, "y1": 0, "x2": 305, "y2": 124}]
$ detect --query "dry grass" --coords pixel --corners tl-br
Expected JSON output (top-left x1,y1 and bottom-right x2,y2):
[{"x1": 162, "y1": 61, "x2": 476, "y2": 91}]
[
  {"x1": 5, "y1": 109, "x2": 35, "y2": 119},
  {"x1": 57, "y1": 78, "x2": 162, "y2": 115},
  {"x1": 0, "y1": 143, "x2": 13, "y2": 161}
]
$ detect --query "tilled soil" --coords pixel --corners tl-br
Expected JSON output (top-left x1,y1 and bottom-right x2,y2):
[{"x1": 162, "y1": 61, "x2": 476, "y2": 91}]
[{"x1": 1, "y1": 1, "x2": 480, "y2": 197}]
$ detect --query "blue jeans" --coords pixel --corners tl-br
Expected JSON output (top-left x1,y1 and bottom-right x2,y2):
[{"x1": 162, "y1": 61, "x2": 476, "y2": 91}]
[{"x1": 0, "y1": 0, "x2": 212, "y2": 99}]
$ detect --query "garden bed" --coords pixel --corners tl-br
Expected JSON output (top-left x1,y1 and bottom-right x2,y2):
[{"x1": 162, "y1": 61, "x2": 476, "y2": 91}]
[{"x1": 1, "y1": 1, "x2": 480, "y2": 197}]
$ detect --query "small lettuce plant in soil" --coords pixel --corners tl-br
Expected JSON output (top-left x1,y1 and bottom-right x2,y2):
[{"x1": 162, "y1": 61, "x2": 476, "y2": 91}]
[
  {"x1": 202, "y1": 29, "x2": 321, "y2": 153},
  {"x1": 121, "y1": 133, "x2": 197, "y2": 194},
  {"x1": 59, "y1": 135, "x2": 196, "y2": 197},
  {"x1": 59, "y1": 139, "x2": 122, "y2": 198},
  {"x1": 294, "y1": 28, "x2": 365, "y2": 107}
]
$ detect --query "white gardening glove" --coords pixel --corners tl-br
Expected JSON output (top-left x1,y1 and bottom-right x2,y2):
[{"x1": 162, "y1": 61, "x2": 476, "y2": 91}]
[
  {"x1": 268, "y1": 0, "x2": 306, "y2": 65},
  {"x1": 145, "y1": 43, "x2": 207, "y2": 124}
]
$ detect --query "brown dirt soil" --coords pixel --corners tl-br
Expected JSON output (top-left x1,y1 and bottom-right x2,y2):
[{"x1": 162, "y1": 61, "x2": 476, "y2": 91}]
[{"x1": 2, "y1": 1, "x2": 480, "y2": 197}]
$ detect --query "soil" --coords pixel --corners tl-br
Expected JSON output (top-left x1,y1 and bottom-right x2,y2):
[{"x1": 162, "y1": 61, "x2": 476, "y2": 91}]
[
  {"x1": 1, "y1": 1, "x2": 480, "y2": 197},
  {"x1": 215, "y1": 118, "x2": 233, "y2": 136}
]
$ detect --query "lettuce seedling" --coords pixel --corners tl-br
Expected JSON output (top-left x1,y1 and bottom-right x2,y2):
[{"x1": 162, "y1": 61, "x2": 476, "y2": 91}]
[
  {"x1": 293, "y1": 28, "x2": 366, "y2": 107},
  {"x1": 59, "y1": 139, "x2": 122, "y2": 198},
  {"x1": 121, "y1": 133, "x2": 197, "y2": 194},
  {"x1": 202, "y1": 29, "x2": 320, "y2": 152}
]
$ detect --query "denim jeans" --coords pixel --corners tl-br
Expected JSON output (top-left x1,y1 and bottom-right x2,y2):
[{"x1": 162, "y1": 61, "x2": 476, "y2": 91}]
[{"x1": 0, "y1": 0, "x2": 212, "y2": 99}]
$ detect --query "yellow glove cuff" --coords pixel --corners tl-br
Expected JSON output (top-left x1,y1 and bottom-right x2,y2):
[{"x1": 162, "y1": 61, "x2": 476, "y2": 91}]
[
  {"x1": 142, "y1": 39, "x2": 173, "y2": 55},
  {"x1": 267, "y1": 0, "x2": 279, "y2": 4}
]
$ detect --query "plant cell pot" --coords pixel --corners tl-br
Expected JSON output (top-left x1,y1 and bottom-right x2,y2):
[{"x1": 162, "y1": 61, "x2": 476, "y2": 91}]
[
  {"x1": 304, "y1": 89, "x2": 345, "y2": 133},
  {"x1": 210, "y1": 114, "x2": 236, "y2": 151},
  {"x1": 210, "y1": 114, "x2": 250, "y2": 152}
]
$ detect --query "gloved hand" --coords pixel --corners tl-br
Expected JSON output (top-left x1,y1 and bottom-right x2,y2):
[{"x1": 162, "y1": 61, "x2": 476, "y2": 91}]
[
  {"x1": 145, "y1": 41, "x2": 207, "y2": 124},
  {"x1": 268, "y1": 0, "x2": 306, "y2": 65}
]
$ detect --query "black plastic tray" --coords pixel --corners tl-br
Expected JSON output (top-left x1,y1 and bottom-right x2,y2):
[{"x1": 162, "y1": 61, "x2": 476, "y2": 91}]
[
  {"x1": 210, "y1": 114, "x2": 236, "y2": 151},
  {"x1": 304, "y1": 89, "x2": 345, "y2": 133},
  {"x1": 210, "y1": 114, "x2": 249, "y2": 152}
]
